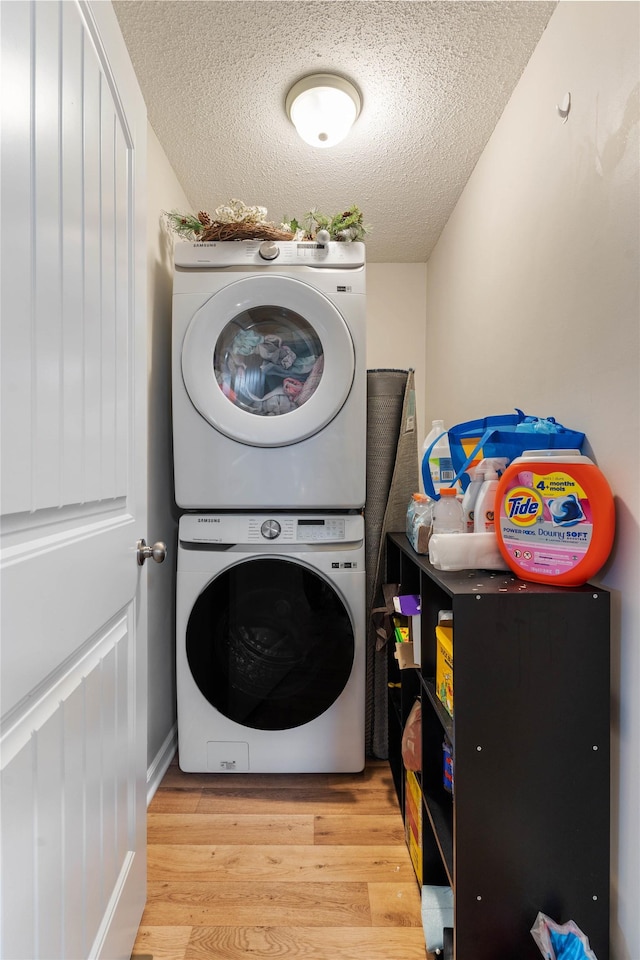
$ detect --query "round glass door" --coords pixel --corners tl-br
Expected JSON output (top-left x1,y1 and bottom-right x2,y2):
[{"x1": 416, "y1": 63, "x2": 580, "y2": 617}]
[
  {"x1": 181, "y1": 276, "x2": 355, "y2": 447},
  {"x1": 186, "y1": 558, "x2": 355, "y2": 731},
  {"x1": 213, "y1": 306, "x2": 324, "y2": 416}
]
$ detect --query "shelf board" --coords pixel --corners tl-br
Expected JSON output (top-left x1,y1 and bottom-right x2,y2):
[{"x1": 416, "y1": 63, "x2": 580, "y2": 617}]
[
  {"x1": 423, "y1": 679, "x2": 454, "y2": 742},
  {"x1": 387, "y1": 532, "x2": 601, "y2": 596},
  {"x1": 423, "y1": 788, "x2": 454, "y2": 885}
]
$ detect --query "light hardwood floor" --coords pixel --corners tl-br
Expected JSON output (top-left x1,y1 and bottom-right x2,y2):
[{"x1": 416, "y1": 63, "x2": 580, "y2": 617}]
[{"x1": 131, "y1": 758, "x2": 431, "y2": 960}]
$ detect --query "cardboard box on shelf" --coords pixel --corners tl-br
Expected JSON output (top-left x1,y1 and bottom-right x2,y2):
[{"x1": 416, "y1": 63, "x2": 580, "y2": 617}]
[
  {"x1": 392, "y1": 606, "x2": 420, "y2": 670},
  {"x1": 435, "y1": 625, "x2": 453, "y2": 717},
  {"x1": 404, "y1": 769, "x2": 423, "y2": 884}
]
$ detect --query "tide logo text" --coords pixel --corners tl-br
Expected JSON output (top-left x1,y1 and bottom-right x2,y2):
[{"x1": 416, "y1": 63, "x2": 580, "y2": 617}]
[{"x1": 504, "y1": 487, "x2": 542, "y2": 526}]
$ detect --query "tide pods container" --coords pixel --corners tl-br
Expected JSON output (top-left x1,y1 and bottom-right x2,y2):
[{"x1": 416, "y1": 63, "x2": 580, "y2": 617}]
[{"x1": 495, "y1": 449, "x2": 614, "y2": 586}]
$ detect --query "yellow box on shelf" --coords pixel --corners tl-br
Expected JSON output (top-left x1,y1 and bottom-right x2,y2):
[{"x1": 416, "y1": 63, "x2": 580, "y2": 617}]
[
  {"x1": 404, "y1": 769, "x2": 422, "y2": 884},
  {"x1": 435, "y1": 625, "x2": 453, "y2": 717}
]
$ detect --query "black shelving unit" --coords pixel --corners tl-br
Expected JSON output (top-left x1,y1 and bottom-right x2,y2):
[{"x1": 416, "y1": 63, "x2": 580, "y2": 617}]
[{"x1": 386, "y1": 532, "x2": 610, "y2": 960}]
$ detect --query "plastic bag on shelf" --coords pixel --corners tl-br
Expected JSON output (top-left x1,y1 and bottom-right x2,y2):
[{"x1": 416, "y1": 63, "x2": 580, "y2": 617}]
[
  {"x1": 530, "y1": 912, "x2": 598, "y2": 960},
  {"x1": 422, "y1": 410, "x2": 585, "y2": 499},
  {"x1": 371, "y1": 583, "x2": 400, "y2": 652},
  {"x1": 401, "y1": 699, "x2": 422, "y2": 771}
]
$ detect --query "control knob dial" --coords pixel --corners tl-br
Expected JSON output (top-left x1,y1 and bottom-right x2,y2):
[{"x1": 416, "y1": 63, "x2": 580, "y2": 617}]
[
  {"x1": 260, "y1": 519, "x2": 281, "y2": 540},
  {"x1": 259, "y1": 240, "x2": 280, "y2": 261}
]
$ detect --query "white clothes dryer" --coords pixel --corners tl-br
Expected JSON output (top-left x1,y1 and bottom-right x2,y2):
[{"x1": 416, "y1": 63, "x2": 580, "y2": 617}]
[
  {"x1": 172, "y1": 240, "x2": 366, "y2": 509},
  {"x1": 176, "y1": 512, "x2": 365, "y2": 773}
]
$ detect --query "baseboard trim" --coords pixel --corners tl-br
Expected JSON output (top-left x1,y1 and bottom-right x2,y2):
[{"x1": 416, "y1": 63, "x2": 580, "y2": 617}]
[{"x1": 146, "y1": 724, "x2": 177, "y2": 806}]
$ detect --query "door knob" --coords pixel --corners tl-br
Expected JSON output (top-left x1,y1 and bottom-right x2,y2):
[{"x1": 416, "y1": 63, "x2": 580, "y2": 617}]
[{"x1": 137, "y1": 539, "x2": 167, "y2": 566}]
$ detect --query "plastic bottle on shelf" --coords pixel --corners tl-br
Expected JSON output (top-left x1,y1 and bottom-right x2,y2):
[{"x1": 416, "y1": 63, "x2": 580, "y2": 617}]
[
  {"x1": 406, "y1": 493, "x2": 427, "y2": 539},
  {"x1": 406, "y1": 494, "x2": 418, "y2": 540},
  {"x1": 461, "y1": 464, "x2": 486, "y2": 533},
  {"x1": 406, "y1": 493, "x2": 434, "y2": 554},
  {"x1": 431, "y1": 487, "x2": 464, "y2": 535},
  {"x1": 473, "y1": 458, "x2": 508, "y2": 533},
  {"x1": 421, "y1": 420, "x2": 455, "y2": 495}
]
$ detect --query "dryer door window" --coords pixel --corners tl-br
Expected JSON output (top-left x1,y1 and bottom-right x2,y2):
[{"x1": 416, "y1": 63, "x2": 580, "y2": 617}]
[
  {"x1": 186, "y1": 557, "x2": 355, "y2": 731},
  {"x1": 213, "y1": 306, "x2": 324, "y2": 417},
  {"x1": 181, "y1": 275, "x2": 355, "y2": 447}
]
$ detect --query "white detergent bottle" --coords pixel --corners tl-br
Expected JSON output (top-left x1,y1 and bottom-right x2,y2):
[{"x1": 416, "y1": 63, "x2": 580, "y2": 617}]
[
  {"x1": 461, "y1": 464, "x2": 485, "y2": 534},
  {"x1": 473, "y1": 458, "x2": 509, "y2": 533},
  {"x1": 421, "y1": 420, "x2": 454, "y2": 494}
]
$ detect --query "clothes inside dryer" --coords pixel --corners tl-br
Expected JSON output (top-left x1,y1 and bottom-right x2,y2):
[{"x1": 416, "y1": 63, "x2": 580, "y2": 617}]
[
  {"x1": 215, "y1": 305, "x2": 325, "y2": 417},
  {"x1": 186, "y1": 557, "x2": 355, "y2": 731}
]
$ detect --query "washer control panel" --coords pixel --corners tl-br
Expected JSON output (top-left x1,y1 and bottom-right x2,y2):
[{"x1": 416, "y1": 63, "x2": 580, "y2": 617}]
[
  {"x1": 179, "y1": 513, "x2": 362, "y2": 545},
  {"x1": 253, "y1": 516, "x2": 346, "y2": 542},
  {"x1": 295, "y1": 517, "x2": 346, "y2": 541}
]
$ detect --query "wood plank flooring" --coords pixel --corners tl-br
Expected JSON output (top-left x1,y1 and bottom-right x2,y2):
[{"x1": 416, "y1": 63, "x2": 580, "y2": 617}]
[{"x1": 131, "y1": 758, "x2": 431, "y2": 960}]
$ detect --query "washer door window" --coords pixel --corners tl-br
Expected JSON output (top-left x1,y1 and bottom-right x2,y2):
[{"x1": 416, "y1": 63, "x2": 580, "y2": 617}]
[
  {"x1": 181, "y1": 276, "x2": 355, "y2": 447},
  {"x1": 186, "y1": 558, "x2": 355, "y2": 731}
]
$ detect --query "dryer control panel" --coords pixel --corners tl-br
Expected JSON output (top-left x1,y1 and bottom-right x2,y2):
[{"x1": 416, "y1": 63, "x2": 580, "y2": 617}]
[
  {"x1": 180, "y1": 513, "x2": 363, "y2": 545},
  {"x1": 174, "y1": 239, "x2": 365, "y2": 269}
]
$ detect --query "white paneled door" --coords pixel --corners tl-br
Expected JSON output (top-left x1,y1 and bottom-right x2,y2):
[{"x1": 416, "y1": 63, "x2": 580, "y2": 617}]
[{"x1": 1, "y1": 2, "x2": 148, "y2": 958}]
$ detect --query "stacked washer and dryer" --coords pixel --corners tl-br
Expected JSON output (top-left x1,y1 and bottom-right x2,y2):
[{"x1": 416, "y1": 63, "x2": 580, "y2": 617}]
[{"x1": 172, "y1": 239, "x2": 367, "y2": 773}]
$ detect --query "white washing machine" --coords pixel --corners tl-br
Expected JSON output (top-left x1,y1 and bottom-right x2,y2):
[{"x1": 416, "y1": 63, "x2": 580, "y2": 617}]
[
  {"x1": 172, "y1": 240, "x2": 366, "y2": 509},
  {"x1": 176, "y1": 512, "x2": 365, "y2": 773}
]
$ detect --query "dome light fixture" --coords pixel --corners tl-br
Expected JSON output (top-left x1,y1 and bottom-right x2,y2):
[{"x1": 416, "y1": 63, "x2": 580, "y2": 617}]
[{"x1": 285, "y1": 73, "x2": 362, "y2": 149}]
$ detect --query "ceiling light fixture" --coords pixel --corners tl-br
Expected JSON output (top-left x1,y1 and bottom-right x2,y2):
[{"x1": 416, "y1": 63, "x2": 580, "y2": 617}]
[{"x1": 285, "y1": 73, "x2": 362, "y2": 149}]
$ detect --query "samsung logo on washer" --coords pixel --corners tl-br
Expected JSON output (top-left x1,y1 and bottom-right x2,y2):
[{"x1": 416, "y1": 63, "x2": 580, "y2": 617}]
[{"x1": 197, "y1": 517, "x2": 220, "y2": 522}]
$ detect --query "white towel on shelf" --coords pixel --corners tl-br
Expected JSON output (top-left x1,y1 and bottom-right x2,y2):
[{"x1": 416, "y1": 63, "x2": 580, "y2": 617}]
[{"x1": 429, "y1": 531, "x2": 510, "y2": 572}]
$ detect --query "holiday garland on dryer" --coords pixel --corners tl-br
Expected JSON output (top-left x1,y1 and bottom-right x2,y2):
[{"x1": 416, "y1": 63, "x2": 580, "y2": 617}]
[
  {"x1": 163, "y1": 199, "x2": 368, "y2": 244},
  {"x1": 287, "y1": 206, "x2": 368, "y2": 243}
]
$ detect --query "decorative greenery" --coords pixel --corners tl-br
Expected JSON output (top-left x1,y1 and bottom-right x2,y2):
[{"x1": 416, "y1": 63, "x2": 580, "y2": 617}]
[
  {"x1": 293, "y1": 205, "x2": 368, "y2": 243},
  {"x1": 164, "y1": 199, "x2": 368, "y2": 244},
  {"x1": 163, "y1": 201, "x2": 293, "y2": 242},
  {"x1": 163, "y1": 210, "x2": 207, "y2": 241}
]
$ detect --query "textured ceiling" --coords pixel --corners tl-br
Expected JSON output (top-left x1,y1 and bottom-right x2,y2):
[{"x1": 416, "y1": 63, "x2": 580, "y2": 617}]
[{"x1": 114, "y1": 0, "x2": 556, "y2": 262}]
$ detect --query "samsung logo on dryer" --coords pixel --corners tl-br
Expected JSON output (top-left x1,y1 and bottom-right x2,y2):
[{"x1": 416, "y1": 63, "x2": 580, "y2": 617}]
[
  {"x1": 193, "y1": 243, "x2": 218, "y2": 247},
  {"x1": 197, "y1": 517, "x2": 221, "y2": 523}
]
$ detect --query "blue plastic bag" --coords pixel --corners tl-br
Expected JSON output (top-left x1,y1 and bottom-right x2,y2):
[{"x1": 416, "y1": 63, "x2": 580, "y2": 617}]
[
  {"x1": 421, "y1": 409, "x2": 585, "y2": 500},
  {"x1": 530, "y1": 911, "x2": 598, "y2": 960}
]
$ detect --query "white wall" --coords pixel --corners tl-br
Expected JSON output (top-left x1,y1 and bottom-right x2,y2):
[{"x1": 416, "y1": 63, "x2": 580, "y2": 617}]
[
  {"x1": 145, "y1": 124, "x2": 189, "y2": 778},
  {"x1": 366, "y1": 263, "x2": 428, "y2": 443},
  {"x1": 425, "y1": 3, "x2": 639, "y2": 956}
]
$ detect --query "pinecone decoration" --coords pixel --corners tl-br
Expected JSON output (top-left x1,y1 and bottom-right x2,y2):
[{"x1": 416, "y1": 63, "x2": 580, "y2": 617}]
[{"x1": 198, "y1": 211, "x2": 212, "y2": 226}]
